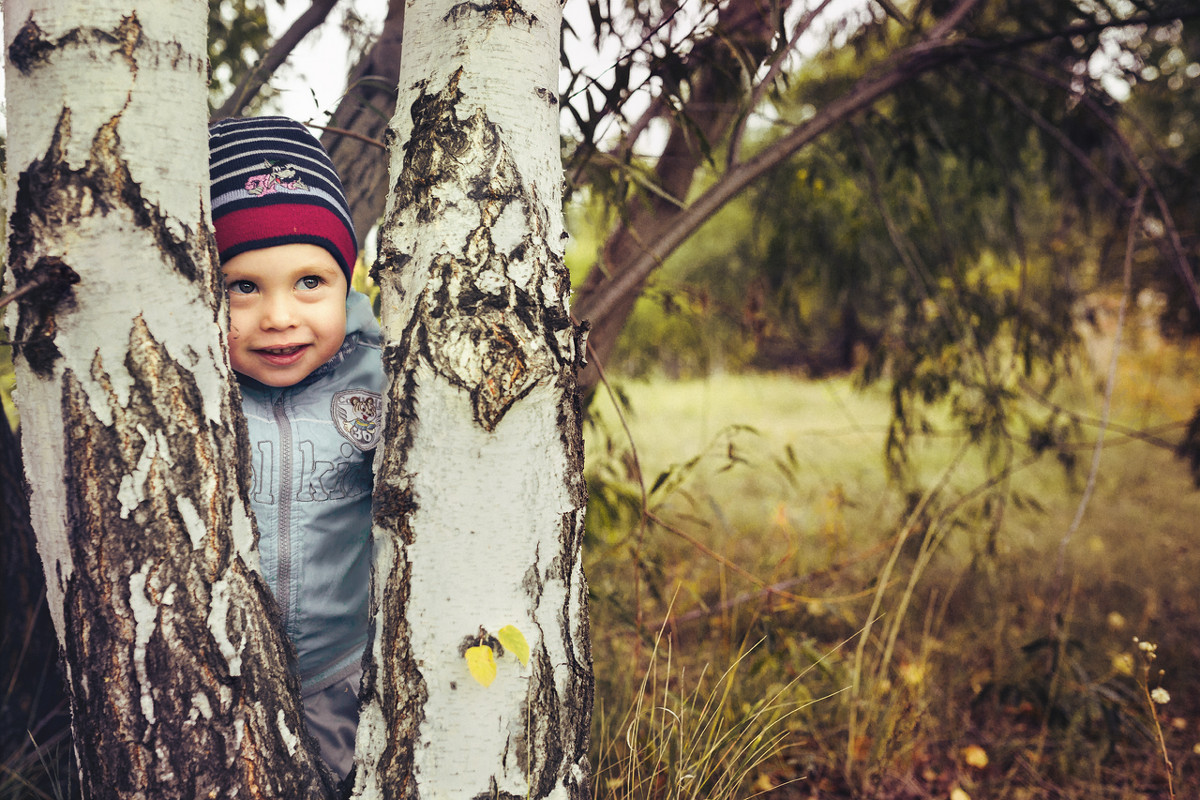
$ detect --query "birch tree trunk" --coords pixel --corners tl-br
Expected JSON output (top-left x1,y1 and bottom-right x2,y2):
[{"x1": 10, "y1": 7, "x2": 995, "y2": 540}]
[
  {"x1": 3, "y1": 2, "x2": 333, "y2": 796},
  {"x1": 354, "y1": 0, "x2": 593, "y2": 797}
]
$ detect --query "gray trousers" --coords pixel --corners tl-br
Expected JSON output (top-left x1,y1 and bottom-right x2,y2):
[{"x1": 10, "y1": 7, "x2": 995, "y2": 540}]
[{"x1": 302, "y1": 669, "x2": 361, "y2": 782}]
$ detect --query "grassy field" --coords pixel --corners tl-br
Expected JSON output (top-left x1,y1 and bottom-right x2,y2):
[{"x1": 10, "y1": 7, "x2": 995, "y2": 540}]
[{"x1": 582, "y1": 346, "x2": 1200, "y2": 799}]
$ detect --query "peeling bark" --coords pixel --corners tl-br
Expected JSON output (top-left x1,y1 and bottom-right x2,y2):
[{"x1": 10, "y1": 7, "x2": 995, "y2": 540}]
[
  {"x1": 4, "y1": 2, "x2": 333, "y2": 797},
  {"x1": 355, "y1": 0, "x2": 591, "y2": 796},
  {"x1": 58, "y1": 322, "x2": 328, "y2": 799},
  {"x1": 386, "y1": 72, "x2": 569, "y2": 432}
]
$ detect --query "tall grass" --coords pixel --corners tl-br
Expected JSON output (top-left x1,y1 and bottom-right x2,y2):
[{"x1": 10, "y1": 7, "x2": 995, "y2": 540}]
[
  {"x1": 592, "y1": 619, "x2": 846, "y2": 800},
  {"x1": 584, "y1": 344, "x2": 1200, "y2": 798}
]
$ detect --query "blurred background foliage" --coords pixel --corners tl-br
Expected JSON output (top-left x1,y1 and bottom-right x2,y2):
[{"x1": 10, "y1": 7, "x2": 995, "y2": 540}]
[{"x1": 207, "y1": 0, "x2": 271, "y2": 109}]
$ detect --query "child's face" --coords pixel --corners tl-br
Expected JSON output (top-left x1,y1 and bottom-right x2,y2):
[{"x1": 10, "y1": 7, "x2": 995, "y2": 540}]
[{"x1": 223, "y1": 243, "x2": 348, "y2": 387}]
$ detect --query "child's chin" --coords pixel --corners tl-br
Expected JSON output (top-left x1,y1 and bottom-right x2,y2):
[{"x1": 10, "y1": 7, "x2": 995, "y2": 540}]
[{"x1": 233, "y1": 366, "x2": 311, "y2": 387}]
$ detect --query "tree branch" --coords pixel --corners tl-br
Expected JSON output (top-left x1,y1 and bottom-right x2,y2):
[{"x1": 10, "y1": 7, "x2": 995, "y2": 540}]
[
  {"x1": 573, "y1": 34, "x2": 983, "y2": 323},
  {"x1": 996, "y1": 56, "x2": 1200, "y2": 313},
  {"x1": 979, "y1": 69, "x2": 1127, "y2": 201},
  {"x1": 320, "y1": 0, "x2": 404, "y2": 247}
]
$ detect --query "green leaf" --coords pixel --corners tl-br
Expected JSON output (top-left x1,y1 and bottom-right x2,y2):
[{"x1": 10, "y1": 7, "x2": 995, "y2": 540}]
[
  {"x1": 498, "y1": 625, "x2": 530, "y2": 666},
  {"x1": 465, "y1": 645, "x2": 497, "y2": 686}
]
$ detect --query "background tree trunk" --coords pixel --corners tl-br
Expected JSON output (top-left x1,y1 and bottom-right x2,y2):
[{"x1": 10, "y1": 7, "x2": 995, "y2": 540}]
[
  {"x1": 353, "y1": 0, "x2": 593, "y2": 796},
  {"x1": 3, "y1": 1, "x2": 332, "y2": 796},
  {"x1": 321, "y1": 0, "x2": 405, "y2": 252}
]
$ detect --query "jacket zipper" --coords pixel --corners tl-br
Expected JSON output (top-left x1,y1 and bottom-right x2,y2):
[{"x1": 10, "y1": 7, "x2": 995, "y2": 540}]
[{"x1": 272, "y1": 394, "x2": 294, "y2": 634}]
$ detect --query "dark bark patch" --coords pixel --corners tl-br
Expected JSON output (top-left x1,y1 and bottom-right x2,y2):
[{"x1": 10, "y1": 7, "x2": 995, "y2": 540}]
[
  {"x1": 472, "y1": 777, "x2": 526, "y2": 800},
  {"x1": 573, "y1": 320, "x2": 590, "y2": 369},
  {"x1": 373, "y1": 539, "x2": 426, "y2": 800},
  {"x1": 6, "y1": 16, "x2": 55, "y2": 74},
  {"x1": 556, "y1": 368, "x2": 588, "y2": 509},
  {"x1": 370, "y1": 249, "x2": 410, "y2": 287},
  {"x1": 364, "y1": 306, "x2": 426, "y2": 797},
  {"x1": 521, "y1": 557, "x2": 543, "y2": 604},
  {"x1": 458, "y1": 628, "x2": 502, "y2": 658},
  {"x1": 7, "y1": 256, "x2": 80, "y2": 378},
  {"x1": 384, "y1": 74, "x2": 574, "y2": 432},
  {"x1": 445, "y1": 0, "x2": 537, "y2": 29},
  {"x1": 89, "y1": 117, "x2": 200, "y2": 283},
  {"x1": 7, "y1": 106, "x2": 205, "y2": 382},
  {"x1": 516, "y1": 647, "x2": 564, "y2": 798},
  {"x1": 112, "y1": 13, "x2": 143, "y2": 67},
  {"x1": 6, "y1": 13, "x2": 144, "y2": 75},
  {"x1": 373, "y1": 483, "x2": 417, "y2": 540}
]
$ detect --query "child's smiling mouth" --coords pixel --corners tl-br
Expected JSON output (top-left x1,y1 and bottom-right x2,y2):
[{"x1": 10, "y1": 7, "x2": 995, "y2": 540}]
[{"x1": 256, "y1": 344, "x2": 309, "y2": 365}]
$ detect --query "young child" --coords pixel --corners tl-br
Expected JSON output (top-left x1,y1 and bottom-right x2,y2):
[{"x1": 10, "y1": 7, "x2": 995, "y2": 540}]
[{"x1": 208, "y1": 116, "x2": 382, "y2": 781}]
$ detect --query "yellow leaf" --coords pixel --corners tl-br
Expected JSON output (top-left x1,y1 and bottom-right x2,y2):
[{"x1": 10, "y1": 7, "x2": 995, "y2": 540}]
[
  {"x1": 963, "y1": 744, "x2": 989, "y2": 769},
  {"x1": 466, "y1": 645, "x2": 497, "y2": 686},
  {"x1": 498, "y1": 625, "x2": 530, "y2": 666},
  {"x1": 950, "y1": 787, "x2": 971, "y2": 800}
]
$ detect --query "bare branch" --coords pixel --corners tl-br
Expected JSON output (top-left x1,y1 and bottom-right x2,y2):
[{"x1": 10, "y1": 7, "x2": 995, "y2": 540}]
[
  {"x1": 307, "y1": 123, "x2": 385, "y2": 151},
  {"x1": 573, "y1": 3, "x2": 1200, "y2": 330},
  {"x1": 980, "y1": 70, "x2": 1127, "y2": 201},
  {"x1": 924, "y1": 0, "x2": 983, "y2": 41}
]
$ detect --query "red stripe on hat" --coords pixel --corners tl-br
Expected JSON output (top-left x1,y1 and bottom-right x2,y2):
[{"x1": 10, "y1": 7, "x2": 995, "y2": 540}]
[{"x1": 214, "y1": 203, "x2": 357, "y2": 278}]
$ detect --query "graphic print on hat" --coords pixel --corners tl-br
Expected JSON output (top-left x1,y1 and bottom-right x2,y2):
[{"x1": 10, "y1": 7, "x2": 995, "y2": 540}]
[
  {"x1": 245, "y1": 160, "x2": 309, "y2": 196},
  {"x1": 209, "y1": 116, "x2": 358, "y2": 282}
]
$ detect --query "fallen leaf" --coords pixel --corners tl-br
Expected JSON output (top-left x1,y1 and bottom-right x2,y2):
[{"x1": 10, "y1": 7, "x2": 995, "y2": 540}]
[{"x1": 950, "y1": 787, "x2": 971, "y2": 800}]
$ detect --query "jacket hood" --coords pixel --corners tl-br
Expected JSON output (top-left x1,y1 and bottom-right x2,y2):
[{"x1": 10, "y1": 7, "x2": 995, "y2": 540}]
[{"x1": 344, "y1": 288, "x2": 380, "y2": 340}]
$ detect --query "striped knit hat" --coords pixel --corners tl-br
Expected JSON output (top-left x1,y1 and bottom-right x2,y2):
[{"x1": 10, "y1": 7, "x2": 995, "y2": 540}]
[{"x1": 209, "y1": 116, "x2": 357, "y2": 282}]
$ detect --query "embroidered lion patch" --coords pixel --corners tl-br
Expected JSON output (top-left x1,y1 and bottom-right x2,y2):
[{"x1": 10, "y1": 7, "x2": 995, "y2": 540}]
[{"x1": 331, "y1": 390, "x2": 383, "y2": 451}]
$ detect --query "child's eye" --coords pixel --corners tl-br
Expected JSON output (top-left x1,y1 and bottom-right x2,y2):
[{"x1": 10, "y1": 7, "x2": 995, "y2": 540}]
[
  {"x1": 297, "y1": 275, "x2": 323, "y2": 290},
  {"x1": 227, "y1": 280, "x2": 257, "y2": 295}
]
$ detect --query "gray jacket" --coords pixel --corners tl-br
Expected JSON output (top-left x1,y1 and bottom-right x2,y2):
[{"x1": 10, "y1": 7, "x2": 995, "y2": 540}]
[{"x1": 239, "y1": 290, "x2": 383, "y2": 695}]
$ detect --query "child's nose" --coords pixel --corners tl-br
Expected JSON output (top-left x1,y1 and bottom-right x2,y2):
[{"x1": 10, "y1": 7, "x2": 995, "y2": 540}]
[{"x1": 260, "y1": 295, "x2": 298, "y2": 329}]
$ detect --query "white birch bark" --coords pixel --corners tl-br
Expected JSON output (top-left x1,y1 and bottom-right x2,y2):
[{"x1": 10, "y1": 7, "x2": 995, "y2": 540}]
[
  {"x1": 3, "y1": 1, "x2": 333, "y2": 796},
  {"x1": 354, "y1": 0, "x2": 592, "y2": 797}
]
